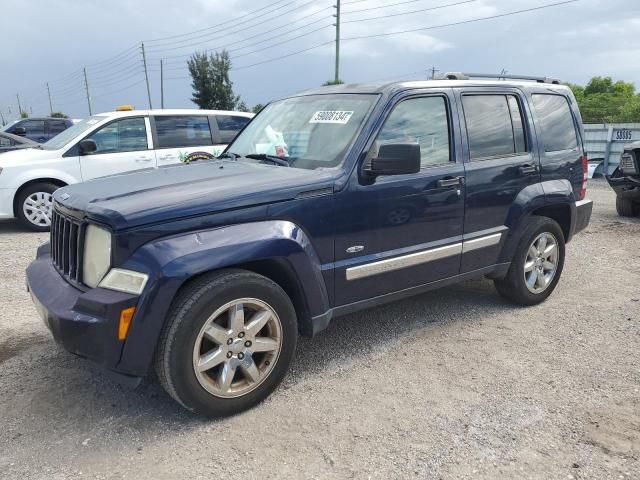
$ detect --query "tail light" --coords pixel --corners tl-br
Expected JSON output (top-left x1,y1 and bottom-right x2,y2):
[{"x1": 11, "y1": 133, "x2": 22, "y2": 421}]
[{"x1": 578, "y1": 154, "x2": 588, "y2": 200}]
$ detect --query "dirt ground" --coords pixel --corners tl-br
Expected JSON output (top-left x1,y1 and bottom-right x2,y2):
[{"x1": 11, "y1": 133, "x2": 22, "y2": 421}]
[{"x1": 0, "y1": 179, "x2": 638, "y2": 479}]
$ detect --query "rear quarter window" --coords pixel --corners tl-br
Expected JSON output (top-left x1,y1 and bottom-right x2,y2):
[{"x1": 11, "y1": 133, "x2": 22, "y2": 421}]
[
  {"x1": 154, "y1": 115, "x2": 213, "y2": 149},
  {"x1": 532, "y1": 94, "x2": 578, "y2": 152},
  {"x1": 216, "y1": 115, "x2": 251, "y2": 144}
]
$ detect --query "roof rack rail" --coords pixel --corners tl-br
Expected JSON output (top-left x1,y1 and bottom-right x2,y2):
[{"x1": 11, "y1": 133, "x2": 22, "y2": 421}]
[{"x1": 437, "y1": 72, "x2": 562, "y2": 85}]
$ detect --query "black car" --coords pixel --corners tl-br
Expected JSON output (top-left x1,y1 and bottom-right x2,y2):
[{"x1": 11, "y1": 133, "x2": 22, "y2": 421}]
[
  {"x1": 3, "y1": 117, "x2": 74, "y2": 143},
  {"x1": 0, "y1": 131, "x2": 38, "y2": 153},
  {"x1": 607, "y1": 141, "x2": 640, "y2": 217}
]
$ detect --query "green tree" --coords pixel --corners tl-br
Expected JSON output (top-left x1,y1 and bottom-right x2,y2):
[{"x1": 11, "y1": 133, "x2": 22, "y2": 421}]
[
  {"x1": 569, "y1": 76, "x2": 640, "y2": 123},
  {"x1": 20, "y1": 111, "x2": 28, "y2": 119},
  {"x1": 187, "y1": 50, "x2": 244, "y2": 110},
  {"x1": 252, "y1": 103, "x2": 265, "y2": 114},
  {"x1": 50, "y1": 112, "x2": 68, "y2": 118}
]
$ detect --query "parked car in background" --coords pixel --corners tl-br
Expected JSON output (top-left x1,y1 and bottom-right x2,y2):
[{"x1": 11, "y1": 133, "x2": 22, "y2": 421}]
[
  {"x1": 0, "y1": 131, "x2": 38, "y2": 153},
  {"x1": 607, "y1": 141, "x2": 640, "y2": 216},
  {"x1": 26, "y1": 74, "x2": 592, "y2": 417},
  {"x1": 3, "y1": 117, "x2": 74, "y2": 143},
  {"x1": 0, "y1": 108, "x2": 253, "y2": 230}
]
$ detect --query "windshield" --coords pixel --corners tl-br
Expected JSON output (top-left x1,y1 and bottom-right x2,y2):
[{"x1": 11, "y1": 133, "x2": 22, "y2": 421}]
[
  {"x1": 41, "y1": 115, "x2": 107, "y2": 150},
  {"x1": 227, "y1": 94, "x2": 378, "y2": 170}
]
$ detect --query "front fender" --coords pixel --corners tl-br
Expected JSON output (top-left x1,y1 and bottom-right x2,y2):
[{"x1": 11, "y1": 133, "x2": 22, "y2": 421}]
[{"x1": 117, "y1": 220, "x2": 329, "y2": 376}]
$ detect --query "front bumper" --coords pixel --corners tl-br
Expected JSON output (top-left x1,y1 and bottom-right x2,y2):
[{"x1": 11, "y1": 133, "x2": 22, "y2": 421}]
[
  {"x1": 0, "y1": 188, "x2": 17, "y2": 218},
  {"x1": 26, "y1": 244, "x2": 141, "y2": 382},
  {"x1": 606, "y1": 174, "x2": 640, "y2": 200}
]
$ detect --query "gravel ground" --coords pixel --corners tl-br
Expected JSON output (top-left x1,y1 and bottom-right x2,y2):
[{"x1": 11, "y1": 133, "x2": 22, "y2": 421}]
[{"x1": 0, "y1": 179, "x2": 638, "y2": 480}]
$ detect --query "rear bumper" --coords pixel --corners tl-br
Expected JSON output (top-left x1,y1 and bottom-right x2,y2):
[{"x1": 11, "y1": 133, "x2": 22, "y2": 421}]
[
  {"x1": 26, "y1": 244, "x2": 142, "y2": 384},
  {"x1": 606, "y1": 174, "x2": 640, "y2": 200},
  {"x1": 573, "y1": 199, "x2": 593, "y2": 236}
]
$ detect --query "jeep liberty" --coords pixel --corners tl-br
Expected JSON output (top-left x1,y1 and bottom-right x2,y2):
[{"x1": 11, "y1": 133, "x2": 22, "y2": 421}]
[{"x1": 27, "y1": 73, "x2": 593, "y2": 416}]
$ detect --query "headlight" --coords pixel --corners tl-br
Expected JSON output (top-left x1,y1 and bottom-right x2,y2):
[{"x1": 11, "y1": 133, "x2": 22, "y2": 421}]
[
  {"x1": 82, "y1": 224, "x2": 111, "y2": 288},
  {"x1": 99, "y1": 268, "x2": 148, "y2": 295}
]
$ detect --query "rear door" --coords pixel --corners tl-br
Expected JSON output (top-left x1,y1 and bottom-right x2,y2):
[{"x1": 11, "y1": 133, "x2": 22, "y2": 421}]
[
  {"x1": 456, "y1": 88, "x2": 540, "y2": 272},
  {"x1": 78, "y1": 116, "x2": 155, "y2": 180},
  {"x1": 528, "y1": 92, "x2": 583, "y2": 198},
  {"x1": 152, "y1": 114, "x2": 216, "y2": 166}
]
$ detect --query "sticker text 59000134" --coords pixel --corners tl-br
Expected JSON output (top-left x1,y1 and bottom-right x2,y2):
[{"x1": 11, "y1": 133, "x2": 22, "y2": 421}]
[{"x1": 309, "y1": 111, "x2": 354, "y2": 124}]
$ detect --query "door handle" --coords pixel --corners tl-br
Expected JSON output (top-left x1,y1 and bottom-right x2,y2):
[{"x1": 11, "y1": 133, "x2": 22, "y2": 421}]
[
  {"x1": 437, "y1": 176, "x2": 464, "y2": 188},
  {"x1": 518, "y1": 164, "x2": 538, "y2": 175}
]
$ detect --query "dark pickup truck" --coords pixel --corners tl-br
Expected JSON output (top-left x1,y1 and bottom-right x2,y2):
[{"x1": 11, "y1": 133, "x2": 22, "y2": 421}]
[
  {"x1": 607, "y1": 142, "x2": 640, "y2": 216},
  {"x1": 27, "y1": 73, "x2": 593, "y2": 417}
]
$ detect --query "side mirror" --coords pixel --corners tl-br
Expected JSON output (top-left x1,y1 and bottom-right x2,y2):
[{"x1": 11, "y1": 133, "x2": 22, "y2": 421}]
[
  {"x1": 78, "y1": 139, "x2": 97, "y2": 155},
  {"x1": 13, "y1": 126, "x2": 27, "y2": 136},
  {"x1": 367, "y1": 142, "x2": 421, "y2": 177}
]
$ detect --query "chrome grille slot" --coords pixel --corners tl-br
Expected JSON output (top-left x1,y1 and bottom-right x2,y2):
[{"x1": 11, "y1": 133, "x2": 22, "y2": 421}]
[
  {"x1": 619, "y1": 153, "x2": 637, "y2": 174},
  {"x1": 50, "y1": 209, "x2": 84, "y2": 283}
]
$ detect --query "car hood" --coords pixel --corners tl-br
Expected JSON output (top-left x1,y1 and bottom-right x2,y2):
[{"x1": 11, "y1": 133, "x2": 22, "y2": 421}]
[
  {"x1": 0, "y1": 146, "x2": 54, "y2": 165},
  {"x1": 54, "y1": 160, "x2": 335, "y2": 231}
]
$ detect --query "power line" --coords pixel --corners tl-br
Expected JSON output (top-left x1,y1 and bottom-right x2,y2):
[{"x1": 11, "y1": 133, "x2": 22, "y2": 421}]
[
  {"x1": 343, "y1": 0, "x2": 477, "y2": 24},
  {"x1": 144, "y1": 0, "x2": 294, "y2": 43},
  {"x1": 343, "y1": 0, "x2": 438, "y2": 14},
  {"x1": 148, "y1": 8, "x2": 333, "y2": 63},
  {"x1": 146, "y1": 0, "x2": 320, "y2": 50},
  {"x1": 343, "y1": 0, "x2": 579, "y2": 40}
]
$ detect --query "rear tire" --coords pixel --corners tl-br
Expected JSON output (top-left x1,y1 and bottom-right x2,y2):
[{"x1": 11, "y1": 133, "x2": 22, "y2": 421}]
[
  {"x1": 15, "y1": 182, "x2": 59, "y2": 232},
  {"x1": 494, "y1": 217, "x2": 565, "y2": 306},
  {"x1": 615, "y1": 196, "x2": 639, "y2": 217},
  {"x1": 155, "y1": 269, "x2": 297, "y2": 417}
]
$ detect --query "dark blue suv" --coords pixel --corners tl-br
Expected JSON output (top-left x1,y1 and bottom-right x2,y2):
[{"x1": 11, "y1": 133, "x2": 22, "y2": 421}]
[
  {"x1": 26, "y1": 74, "x2": 593, "y2": 416},
  {"x1": 4, "y1": 117, "x2": 74, "y2": 143}
]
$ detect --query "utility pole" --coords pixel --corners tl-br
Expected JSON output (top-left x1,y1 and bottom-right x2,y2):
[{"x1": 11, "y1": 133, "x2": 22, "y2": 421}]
[
  {"x1": 46, "y1": 82, "x2": 53, "y2": 115},
  {"x1": 429, "y1": 66, "x2": 439, "y2": 79},
  {"x1": 160, "y1": 59, "x2": 164, "y2": 109},
  {"x1": 0, "y1": 110, "x2": 5, "y2": 126},
  {"x1": 16, "y1": 93, "x2": 22, "y2": 117},
  {"x1": 83, "y1": 67, "x2": 92, "y2": 115},
  {"x1": 141, "y1": 42, "x2": 153, "y2": 109},
  {"x1": 333, "y1": 0, "x2": 341, "y2": 84}
]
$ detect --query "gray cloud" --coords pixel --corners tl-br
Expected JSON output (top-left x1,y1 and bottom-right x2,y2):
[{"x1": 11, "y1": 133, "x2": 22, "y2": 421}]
[{"x1": 1, "y1": 0, "x2": 639, "y2": 120}]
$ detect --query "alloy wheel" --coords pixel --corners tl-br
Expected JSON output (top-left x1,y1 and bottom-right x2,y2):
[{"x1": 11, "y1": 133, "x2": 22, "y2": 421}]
[
  {"x1": 192, "y1": 298, "x2": 283, "y2": 398},
  {"x1": 524, "y1": 232, "x2": 559, "y2": 294}
]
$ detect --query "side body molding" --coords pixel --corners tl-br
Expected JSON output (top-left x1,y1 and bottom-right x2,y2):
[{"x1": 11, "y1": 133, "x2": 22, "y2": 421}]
[{"x1": 116, "y1": 220, "x2": 329, "y2": 376}]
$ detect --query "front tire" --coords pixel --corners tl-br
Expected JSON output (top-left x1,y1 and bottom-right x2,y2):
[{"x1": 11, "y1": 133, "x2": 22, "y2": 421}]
[
  {"x1": 16, "y1": 182, "x2": 59, "y2": 231},
  {"x1": 155, "y1": 269, "x2": 297, "y2": 417},
  {"x1": 494, "y1": 217, "x2": 565, "y2": 306},
  {"x1": 616, "y1": 196, "x2": 639, "y2": 217}
]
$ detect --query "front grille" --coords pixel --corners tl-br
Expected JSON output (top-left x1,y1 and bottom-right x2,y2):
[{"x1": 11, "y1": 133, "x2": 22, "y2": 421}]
[
  {"x1": 50, "y1": 208, "x2": 84, "y2": 283},
  {"x1": 620, "y1": 153, "x2": 638, "y2": 174}
]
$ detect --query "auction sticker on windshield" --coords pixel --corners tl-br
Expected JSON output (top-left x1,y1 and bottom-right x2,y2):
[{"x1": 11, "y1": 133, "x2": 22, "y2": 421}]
[{"x1": 309, "y1": 111, "x2": 354, "y2": 124}]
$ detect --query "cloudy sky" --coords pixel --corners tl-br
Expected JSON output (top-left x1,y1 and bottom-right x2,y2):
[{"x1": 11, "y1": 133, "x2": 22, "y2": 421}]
[{"x1": 1, "y1": 0, "x2": 639, "y2": 121}]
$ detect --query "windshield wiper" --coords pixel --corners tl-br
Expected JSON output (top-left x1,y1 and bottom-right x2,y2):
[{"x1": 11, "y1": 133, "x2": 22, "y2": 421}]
[
  {"x1": 244, "y1": 153, "x2": 290, "y2": 167},
  {"x1": 218, "y1": 151, "x2": 240, "y2": 159}
]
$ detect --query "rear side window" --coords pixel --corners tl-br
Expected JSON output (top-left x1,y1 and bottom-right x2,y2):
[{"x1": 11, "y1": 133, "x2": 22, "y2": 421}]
[
  {"x1": 532, "y1": 94, "x2": 578, "y2": 152},
  {"x1": 462, "y1": 94, "x2": 528, "y2": 160},
  {"x1": 154, "y1": 115, "x2": 213, "y2": 149},
  {"x1": 216, "y1": 115, "x2": 251, "y2": 144},
  {"x1": 49, "y1": 120, "x2": 67, "y2": 134}
]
